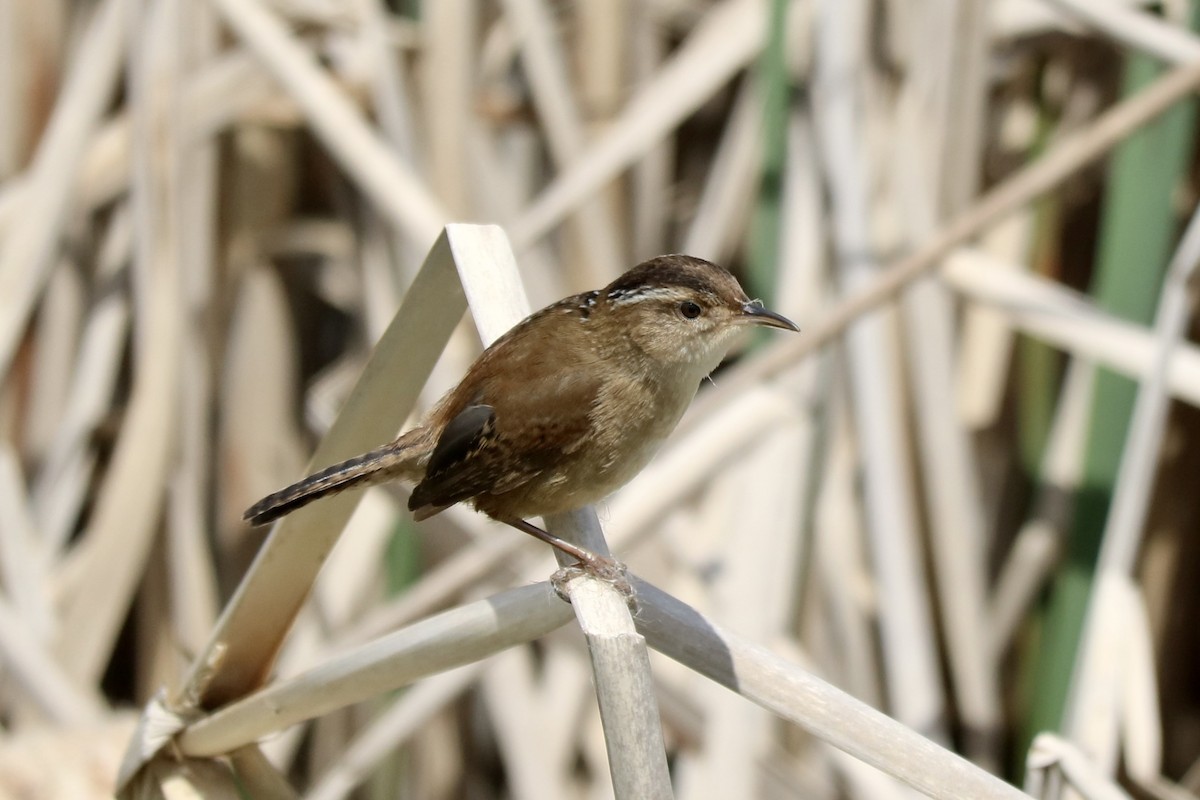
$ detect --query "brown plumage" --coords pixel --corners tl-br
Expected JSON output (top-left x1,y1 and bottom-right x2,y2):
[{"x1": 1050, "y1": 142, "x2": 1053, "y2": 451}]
[{"x1": 244, "y1": 255, "x2": 797, "y2": 564}]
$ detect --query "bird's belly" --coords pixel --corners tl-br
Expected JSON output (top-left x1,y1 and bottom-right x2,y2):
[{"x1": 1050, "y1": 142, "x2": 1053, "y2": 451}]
[
  {"x1": 491, "y1": 446, "x2": 661, "y2": 519},
  {"x1": 488, "y1": 378, "x2": 694, "y2": 520}
]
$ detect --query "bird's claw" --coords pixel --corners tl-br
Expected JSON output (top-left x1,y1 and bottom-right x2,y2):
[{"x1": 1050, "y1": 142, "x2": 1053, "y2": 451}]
[{"x1": 551, "y1": 557, "x2": 636, "y2": 609}]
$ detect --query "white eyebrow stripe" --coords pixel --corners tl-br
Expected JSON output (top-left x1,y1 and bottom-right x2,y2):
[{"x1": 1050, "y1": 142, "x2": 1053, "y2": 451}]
[{"x1": 607, "y1": 287, "x2": 686, "y2": 307}]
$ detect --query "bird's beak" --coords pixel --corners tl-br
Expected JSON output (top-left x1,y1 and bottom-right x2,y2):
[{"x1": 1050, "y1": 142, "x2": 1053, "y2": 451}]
[{"x1": 740, "y1": 301, "x2": 799, "y2": 332}]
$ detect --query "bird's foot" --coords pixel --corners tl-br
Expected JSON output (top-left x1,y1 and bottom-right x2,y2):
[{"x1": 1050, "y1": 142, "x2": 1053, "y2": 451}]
[
  {"x1": 551, "y1": 556, "x2": 635, "y2": 608},
  {"x1": 499, "y1": 517, "x2": 635, "y2": 605}
]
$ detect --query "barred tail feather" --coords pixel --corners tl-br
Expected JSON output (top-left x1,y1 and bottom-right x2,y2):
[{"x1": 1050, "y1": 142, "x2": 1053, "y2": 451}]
[{"x1": 244, "y1": 443, "x2": 418, "y2": 526}]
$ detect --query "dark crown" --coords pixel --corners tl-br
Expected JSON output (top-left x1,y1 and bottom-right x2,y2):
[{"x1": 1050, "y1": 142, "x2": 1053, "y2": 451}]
[{"x1": 602, "y1": 255, "x2": 740, "y2": 304}]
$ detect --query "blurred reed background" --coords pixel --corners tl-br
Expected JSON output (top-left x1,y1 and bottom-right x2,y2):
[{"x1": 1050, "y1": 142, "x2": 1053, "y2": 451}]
[{"x1": 1, "y1": 0, "x2": 1199, "y2": 798}]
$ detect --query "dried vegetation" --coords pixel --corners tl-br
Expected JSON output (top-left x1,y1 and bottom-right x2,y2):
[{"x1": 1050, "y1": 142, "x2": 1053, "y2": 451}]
[{"x1": 1, "y1": 1, "x2": 1199, "y2": 798}]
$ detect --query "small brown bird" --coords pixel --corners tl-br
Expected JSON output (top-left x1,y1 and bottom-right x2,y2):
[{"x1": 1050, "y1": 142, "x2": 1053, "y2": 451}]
[{"x1": 244, "y1": 254, "x2": 797, "y2": 568}]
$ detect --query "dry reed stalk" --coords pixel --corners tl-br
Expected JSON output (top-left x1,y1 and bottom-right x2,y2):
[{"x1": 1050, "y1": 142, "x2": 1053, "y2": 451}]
[
  {"x1": 207, "y1": 0, "x2": 446, "y2": 248},
  {"x1": 956, "y1": 214, "x2": 1035, "y2": 429},
  {"x1": 987, "y1": 360, "x2": 1095, "y2": 657},
  {"x1": 1063, "y1": 193, "x2": 1200, "y2": 784},
  {"x1": 681, "y1": 80, "x2": 763, "y2": 264},
  {"x1": 481, "y1": 647, "x2": 573, "y2": 800},
  {"x1": 692, "y1": 58, "x2": 1200, "y2": 415},
  {"x1": 306, "y1": 664, "x2": 484, "y2": 800},
  {"x1": 568, "y1": 574, "x2": 673, "y2": 800},
  {"x1": 54, "y1": 0, "x2": 184, "y2": 686},
  {"x1": 500, "y1": 0, "x2": 625, "y2": 281},
  {"x1": 683, "y1": 424, "x2": 808, "y2": 798},
  {"x1": 942, "y1": 253, "x2": 1200, "y2": 406},
  {"x1": 177, "y1": 582, "x2": 571, "y2": 758},
  {"x1": 511, "y1": 0, "x2": 766, "y2": 250},
  {"x1": 3, "y1": 2, "x2": 1200, "y2": 797},
  {"x1": 893, "y1": 0, "x2": 1002, "y2": 765},
  {"x1": 0, "y1": 0, "x2": 129, "y2": 380},
  {"x1": 814, "y1": 0, "x2": 948, "y2": 740},
  {"x1": 176, "y1": 226, "x2": 475, "y2": 713},
  {"x1": 421, "y1": 0, "x2": 475, "y2": 217},
  {"x1": 634, "y1": 579, "x2": 1028, "y2": 800},
  {"x1": 1044, "y1": 0, "x2": 1200, "y2": 64},
  {"x1": 444, "y1": 221, "x2": 672, "y2": 798},
  {"x1": 630, "y1": 3, "x2": 672, "y2": 260}
]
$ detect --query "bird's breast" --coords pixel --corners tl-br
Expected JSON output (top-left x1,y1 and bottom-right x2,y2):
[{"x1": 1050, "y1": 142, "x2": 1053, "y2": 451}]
[{"x1": 570, "y1": 367, "x2": 698, "y2": 502}]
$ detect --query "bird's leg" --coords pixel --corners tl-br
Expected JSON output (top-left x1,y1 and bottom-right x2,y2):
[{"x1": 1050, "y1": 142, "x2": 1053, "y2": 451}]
[
  {"x1": 502, "y1": 517, "x2": 622, "y2": 579},
  {"x1": 504, "y1": 517, "x2": 633, "y2": 604}
]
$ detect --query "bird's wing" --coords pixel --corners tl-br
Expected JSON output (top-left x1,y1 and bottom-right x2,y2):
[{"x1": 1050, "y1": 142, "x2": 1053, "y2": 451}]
[
  {"x1": 408, "y1": 404, "x2": 499, "y2": 514},
  {"x1": 408, "y1": 370, "x2": 600, "y2": 518}
]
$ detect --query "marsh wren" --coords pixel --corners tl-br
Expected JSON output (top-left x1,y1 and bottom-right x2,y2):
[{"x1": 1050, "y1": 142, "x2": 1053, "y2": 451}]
[{"x1": 244, "y1": 255, "x2": 798, "y2": 569}]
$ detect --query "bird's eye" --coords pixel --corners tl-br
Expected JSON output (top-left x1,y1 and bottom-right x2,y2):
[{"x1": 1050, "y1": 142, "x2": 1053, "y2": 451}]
[{"x1": 679, "y1": 301, "x2": 702, "y2": 319}]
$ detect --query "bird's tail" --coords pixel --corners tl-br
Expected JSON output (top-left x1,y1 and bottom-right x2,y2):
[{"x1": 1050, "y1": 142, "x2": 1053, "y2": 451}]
[{"x1": 244, "y1": 440, "x2": 422, "y2": 526}]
